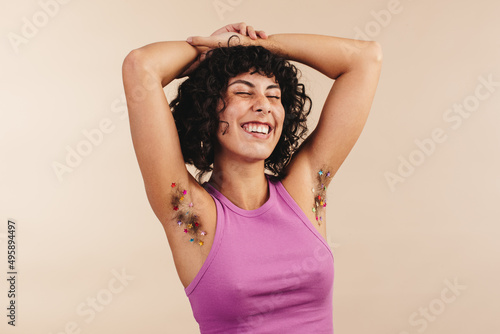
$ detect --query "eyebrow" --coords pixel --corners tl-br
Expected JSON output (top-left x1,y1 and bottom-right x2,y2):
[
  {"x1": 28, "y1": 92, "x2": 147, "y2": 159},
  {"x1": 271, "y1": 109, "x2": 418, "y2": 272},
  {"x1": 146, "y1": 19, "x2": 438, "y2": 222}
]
[{"x1": 228, "y1": 79, "x2": 280, "y2": 90}]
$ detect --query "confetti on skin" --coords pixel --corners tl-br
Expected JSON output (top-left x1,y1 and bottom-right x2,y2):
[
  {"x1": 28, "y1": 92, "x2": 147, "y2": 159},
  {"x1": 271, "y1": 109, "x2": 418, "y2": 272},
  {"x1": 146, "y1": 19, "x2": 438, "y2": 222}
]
[
  {"x1": 200, "y1": 231, "x2": 207, "y2": 236},
  {"x1": 199, "y1": 241, "x2": 204, "y2": 246},
  {"x1": 171, "y1": 181, "x2": 207, "y2": 245},
  {"x1": 311, "y1": 167, "x2": 333, "y2": 225}
]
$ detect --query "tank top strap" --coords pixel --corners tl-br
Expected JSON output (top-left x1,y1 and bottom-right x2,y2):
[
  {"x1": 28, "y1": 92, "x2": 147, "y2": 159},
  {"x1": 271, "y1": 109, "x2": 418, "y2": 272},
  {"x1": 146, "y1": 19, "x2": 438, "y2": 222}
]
[{"x1": 184, "y1": 186, "x2": 225, "y2": 296}]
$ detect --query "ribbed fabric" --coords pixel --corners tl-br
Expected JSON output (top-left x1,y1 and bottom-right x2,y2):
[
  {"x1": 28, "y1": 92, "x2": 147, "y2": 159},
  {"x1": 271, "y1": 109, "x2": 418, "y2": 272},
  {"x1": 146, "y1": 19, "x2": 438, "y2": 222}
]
[{"x1": 185, "y1": 174, "x2": 334, "y2": 334}]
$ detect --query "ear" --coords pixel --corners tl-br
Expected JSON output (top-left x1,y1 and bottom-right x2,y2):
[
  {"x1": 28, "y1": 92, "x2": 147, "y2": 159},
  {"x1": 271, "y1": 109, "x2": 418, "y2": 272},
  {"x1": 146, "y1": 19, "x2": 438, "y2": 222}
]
[
  {"x1": 219, "y1": 120, "x2": 229, "y2": 135},
  {"x1": 215, "y1": 96, "x2": 227, "y2": 114}
]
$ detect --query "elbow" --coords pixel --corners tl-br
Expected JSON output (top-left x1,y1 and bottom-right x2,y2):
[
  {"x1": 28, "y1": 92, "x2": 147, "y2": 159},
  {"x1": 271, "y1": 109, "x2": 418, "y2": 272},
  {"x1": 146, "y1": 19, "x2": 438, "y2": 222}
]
[
  {"x1": 122, "y1": 49, "x2": 147, "y2": 76},
  {"x1": 348, "y1": 41, "x2": 382, "y2": 74},
  {"x1": 369, "y1": 41, "x2": 383, "y2": 63}
]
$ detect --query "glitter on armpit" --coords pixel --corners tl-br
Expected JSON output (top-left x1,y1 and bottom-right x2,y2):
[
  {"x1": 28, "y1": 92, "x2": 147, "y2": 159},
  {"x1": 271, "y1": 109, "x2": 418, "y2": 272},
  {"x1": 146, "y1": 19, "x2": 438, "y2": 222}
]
[
  {"x1": 312, "y1": 168, "x2": 333, "y2": 225},
  {"x1": 171, "y1": 182, "x2": 207, "y2": 246}
]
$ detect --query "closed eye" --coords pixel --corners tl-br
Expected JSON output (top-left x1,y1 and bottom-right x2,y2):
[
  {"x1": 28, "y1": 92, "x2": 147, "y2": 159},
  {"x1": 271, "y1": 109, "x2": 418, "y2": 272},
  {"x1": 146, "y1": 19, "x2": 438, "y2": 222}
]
[{"x1": 235, "y1": 92, "x2": 280, "y2": 99}]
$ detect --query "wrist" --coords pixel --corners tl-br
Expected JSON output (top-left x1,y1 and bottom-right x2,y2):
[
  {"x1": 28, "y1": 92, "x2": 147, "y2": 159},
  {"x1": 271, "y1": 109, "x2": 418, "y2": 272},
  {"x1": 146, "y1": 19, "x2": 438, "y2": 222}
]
[{"x1": 253, "y1": 35, "x2": 286, "y2": 58}]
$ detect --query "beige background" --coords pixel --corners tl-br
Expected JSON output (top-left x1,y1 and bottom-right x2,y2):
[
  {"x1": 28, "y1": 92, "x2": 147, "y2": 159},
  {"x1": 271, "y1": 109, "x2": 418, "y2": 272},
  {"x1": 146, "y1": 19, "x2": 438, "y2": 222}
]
[{"x1": 1, "y1": 0, "x2": 499, "y2": 333}]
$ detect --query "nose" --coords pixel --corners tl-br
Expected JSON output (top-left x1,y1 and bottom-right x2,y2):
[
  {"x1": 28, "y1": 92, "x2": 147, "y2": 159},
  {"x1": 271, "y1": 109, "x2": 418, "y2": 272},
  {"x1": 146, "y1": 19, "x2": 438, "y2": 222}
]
[{"x1": 253, "y1": 93, "x2": 271, "y2": 114}]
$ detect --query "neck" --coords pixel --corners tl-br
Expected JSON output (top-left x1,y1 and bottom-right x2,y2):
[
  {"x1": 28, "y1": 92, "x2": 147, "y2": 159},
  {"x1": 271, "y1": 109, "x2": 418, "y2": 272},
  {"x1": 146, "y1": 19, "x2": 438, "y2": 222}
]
[{"x1": 208, "y1": 159, "x2": 269, "y2": 211}]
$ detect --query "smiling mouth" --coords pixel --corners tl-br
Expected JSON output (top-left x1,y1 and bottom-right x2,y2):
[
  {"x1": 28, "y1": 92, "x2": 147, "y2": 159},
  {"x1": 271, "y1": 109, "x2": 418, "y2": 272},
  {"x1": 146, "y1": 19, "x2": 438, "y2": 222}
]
[
  {"x1": 241, "y1": 124, "x2": 272, "y2": 138},
  {"x1": 241, "y1": 123, "x2": 272, "y2": 135}
]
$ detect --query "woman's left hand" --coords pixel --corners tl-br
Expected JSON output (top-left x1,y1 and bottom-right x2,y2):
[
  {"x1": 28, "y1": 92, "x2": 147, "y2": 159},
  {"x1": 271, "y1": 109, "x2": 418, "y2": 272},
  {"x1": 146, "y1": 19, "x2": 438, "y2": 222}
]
[
  {"x1": 207, "y1": 22, "x2": 268, "y2": 41},
  {"x1": 179, "y1": 23, "x2": 267, "y2": 78},
  {"x1": 187, "y1": 22, "x2": 267, "y2": 48}
]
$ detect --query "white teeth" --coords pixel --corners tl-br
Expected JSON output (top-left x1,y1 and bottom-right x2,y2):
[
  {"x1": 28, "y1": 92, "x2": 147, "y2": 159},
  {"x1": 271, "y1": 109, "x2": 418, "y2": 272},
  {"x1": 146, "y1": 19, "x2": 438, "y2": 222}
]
[{"x1": 243, "y1": 123, "x2": 270, "y2": 135}]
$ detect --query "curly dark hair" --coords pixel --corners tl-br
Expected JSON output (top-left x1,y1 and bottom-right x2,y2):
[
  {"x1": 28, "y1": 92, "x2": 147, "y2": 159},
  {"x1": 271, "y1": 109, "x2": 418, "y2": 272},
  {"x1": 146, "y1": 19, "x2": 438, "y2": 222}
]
[{"x1": 169, "y1": 37, "x2": 312, "y2": 184}]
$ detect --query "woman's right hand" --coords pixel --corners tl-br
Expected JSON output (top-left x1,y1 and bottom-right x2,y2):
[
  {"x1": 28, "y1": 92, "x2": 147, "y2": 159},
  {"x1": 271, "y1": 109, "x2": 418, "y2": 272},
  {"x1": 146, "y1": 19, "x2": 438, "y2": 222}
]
[
  {"x1": 208, "y1": 22, "x2": 268, "y2": 41},
  {"x1": 178, "y1": 22, "x2": 267, "y2": 78}
]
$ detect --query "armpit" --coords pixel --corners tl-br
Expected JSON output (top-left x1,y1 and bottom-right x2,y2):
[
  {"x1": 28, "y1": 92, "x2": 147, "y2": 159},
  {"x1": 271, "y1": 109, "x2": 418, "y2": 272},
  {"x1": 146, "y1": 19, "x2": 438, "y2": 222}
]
[
  {"x1": 170, "y1": 182, "x2": 207, "y2": 246},
  {"x1": 311, "y1": 168, "x2": 333, "y2": 225}
]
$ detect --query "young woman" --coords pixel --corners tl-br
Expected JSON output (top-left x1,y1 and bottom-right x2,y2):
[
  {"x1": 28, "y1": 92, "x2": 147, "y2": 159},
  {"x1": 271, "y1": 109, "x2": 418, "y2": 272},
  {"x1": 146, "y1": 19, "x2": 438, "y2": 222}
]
[{"x1": 122, "y1": 22, "x2": 382, "y2": 333}]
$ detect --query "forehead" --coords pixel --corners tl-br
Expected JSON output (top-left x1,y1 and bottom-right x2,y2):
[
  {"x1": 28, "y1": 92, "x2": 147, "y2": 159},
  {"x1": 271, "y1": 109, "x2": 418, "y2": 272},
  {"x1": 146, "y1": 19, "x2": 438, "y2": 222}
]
[{"x1": 227, "y1": 71, "x2": 279, "y2": 87}]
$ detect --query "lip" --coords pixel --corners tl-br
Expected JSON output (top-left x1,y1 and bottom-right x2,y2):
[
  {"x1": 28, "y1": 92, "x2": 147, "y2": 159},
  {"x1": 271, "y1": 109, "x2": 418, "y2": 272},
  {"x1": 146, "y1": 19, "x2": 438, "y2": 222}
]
[{"x1": 241, "y1": 124, "x2": 273, "y2": 139}]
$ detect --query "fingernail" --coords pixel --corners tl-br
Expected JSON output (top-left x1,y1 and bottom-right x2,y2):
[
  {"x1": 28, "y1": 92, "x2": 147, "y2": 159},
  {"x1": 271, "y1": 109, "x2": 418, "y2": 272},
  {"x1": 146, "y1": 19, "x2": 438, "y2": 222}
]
[{"x1": 186, "y1": 37, "x2": 193, "y2": 43}]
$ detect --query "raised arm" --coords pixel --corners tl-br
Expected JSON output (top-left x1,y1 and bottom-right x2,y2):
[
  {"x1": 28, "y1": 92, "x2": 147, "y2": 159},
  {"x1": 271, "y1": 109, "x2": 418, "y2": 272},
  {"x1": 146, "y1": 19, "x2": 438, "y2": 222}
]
[
  {"x1": 122, "y1": 26, "x2": 266, "y2": 221},
  {"x1": 122, "y1": 41, "x2": 201, "y2": 223},
  {"x1": 258, "y1": 34, "x2": 383, "y2": 184},
  {"x1": 122, "y1": 27, "x2": 269, "y2": 286},
  {"x1": 186, "y1": 30, "x2": 381, "y2": 238},
  {"x1": 188, "y1": 31, "x2": 383, "y2": 187}
]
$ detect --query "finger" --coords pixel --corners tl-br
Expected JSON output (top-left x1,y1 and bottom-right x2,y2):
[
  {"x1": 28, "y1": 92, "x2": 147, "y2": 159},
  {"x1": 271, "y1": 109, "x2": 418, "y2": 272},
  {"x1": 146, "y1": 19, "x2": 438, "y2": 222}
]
[
  {"x1": 246, "y1": 25, "x2": 258, "y2": 39},
  {"x1": 226, "y1": 23, "x2": 241, "y2": 33},
  {"x1": 187, "y1": 36, "x2": 215, "y2": 47},
  {"x1": 256, "y1": 30, "x2": 268, "y2": 39},
  {"x1": 210, "y1": 23, "x2": 239, "y2": 36},
  {"x1": 211, "y1": 26, "x2": 229, "y2": 36},
  {"x1": 236, "y1": 22, "x2": 247, "y2": 35}
]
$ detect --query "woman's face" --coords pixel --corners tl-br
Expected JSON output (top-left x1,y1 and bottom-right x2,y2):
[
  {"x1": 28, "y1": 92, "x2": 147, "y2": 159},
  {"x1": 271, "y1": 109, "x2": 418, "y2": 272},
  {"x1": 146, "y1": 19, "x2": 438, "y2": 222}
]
[{"x1": 214, "y1": 71, "x2": 285, "y2": 164}]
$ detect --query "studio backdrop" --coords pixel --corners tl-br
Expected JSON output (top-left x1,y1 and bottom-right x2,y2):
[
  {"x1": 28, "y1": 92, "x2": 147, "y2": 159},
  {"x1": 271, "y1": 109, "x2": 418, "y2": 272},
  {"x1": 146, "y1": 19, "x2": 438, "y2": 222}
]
[{"x1": 1, "y1": 0, "x2": 499, "y2": 333}]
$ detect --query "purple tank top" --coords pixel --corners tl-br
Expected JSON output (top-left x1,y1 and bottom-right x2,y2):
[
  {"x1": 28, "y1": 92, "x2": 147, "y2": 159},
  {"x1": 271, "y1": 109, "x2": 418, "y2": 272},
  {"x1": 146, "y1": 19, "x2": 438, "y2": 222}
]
[{"x1": 185, "y1": 174, "x2": 334, "y2": 333}]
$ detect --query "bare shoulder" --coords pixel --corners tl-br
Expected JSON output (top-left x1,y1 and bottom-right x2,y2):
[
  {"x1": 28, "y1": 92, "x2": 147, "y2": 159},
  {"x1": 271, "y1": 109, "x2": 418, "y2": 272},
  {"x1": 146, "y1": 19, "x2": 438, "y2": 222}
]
[{"x1": 159, "y1": 172, "x2": 217, "y2": 289}]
